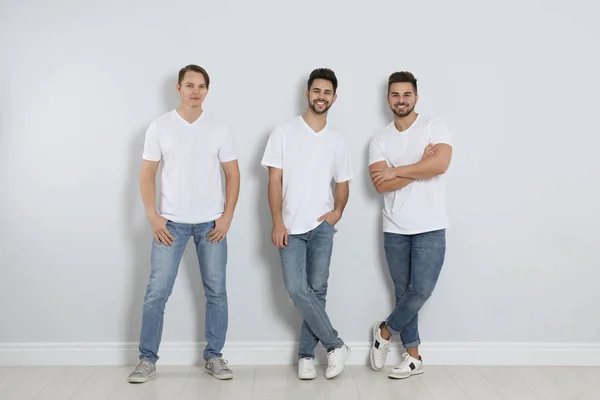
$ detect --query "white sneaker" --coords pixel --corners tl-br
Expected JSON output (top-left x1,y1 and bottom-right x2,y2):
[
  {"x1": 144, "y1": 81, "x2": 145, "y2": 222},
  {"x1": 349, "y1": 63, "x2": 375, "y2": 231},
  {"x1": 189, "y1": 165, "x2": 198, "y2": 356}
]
[
  {"x1": 325, "y1": 344, "x2": 351, "y2": 379},
  {"x1": 388, "y1": 353, "x2": 423, "y2": 379},
  {"x1": 370, "y1": 321, "x2": 390, "y2": 371},
  {"x1": 298, "y1": 357, "x2": 316, "y2": 380}
]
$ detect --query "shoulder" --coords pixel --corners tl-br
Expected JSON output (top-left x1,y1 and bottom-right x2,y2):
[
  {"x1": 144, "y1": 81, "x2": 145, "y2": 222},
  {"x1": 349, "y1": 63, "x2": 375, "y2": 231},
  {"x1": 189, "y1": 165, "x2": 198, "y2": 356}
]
[
  {"x1": 370, "y1": 121, "x2": 395, "y2": 142},
  {"x1": 201, "y1": 111, "x2": 231, "y2": 131},
  {"x1": 420, "y1": 115, "x2": 447, "y2": 128},
  {"x1": 270, "y1": 116, "x2": 302, "y2": 138},
  {"x1": 146, "y1": 110, "x2": 175, "y2": 137}
]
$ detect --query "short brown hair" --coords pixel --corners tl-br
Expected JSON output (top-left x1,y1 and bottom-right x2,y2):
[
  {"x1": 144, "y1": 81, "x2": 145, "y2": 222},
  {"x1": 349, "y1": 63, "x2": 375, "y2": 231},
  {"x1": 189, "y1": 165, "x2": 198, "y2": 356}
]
[
  {"x1": 178, "y1": 64, "x2": 210, "y2": 87},
  {"x1": 388, "y1": 71, "x2": 417, "y2": 93},
  {"x1": 308, "y1": 68, "x2": 338, "y2": 93}
]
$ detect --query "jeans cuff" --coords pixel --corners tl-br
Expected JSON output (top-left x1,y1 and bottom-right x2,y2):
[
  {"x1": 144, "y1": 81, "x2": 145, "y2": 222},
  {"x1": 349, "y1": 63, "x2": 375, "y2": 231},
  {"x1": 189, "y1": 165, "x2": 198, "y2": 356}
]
[
  {"x1": 384, "y1": 319, "x2": 401, "y2": 336},
  {"x1": 402, "y1": 339, "x2": 421, "y2": 349}
]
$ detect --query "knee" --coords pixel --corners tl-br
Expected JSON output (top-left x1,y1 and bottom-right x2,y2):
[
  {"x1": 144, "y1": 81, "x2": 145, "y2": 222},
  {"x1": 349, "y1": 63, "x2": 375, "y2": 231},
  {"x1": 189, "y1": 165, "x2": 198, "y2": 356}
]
[
  {"x1": 205, "y1": 288, "x2": 227, "y2": 304},
  {"x1": 408, "y1": 286, "x2": 432, "y2": 303},
  {"x1": 310, "y1": 281, "x2": 328, "y2": 298},
  {"x1": 144, "y1": 284, "x2": 170, "y2": 307},
  {"x1": 285, "y1": 280, "x2": 308, "y2": 304}
]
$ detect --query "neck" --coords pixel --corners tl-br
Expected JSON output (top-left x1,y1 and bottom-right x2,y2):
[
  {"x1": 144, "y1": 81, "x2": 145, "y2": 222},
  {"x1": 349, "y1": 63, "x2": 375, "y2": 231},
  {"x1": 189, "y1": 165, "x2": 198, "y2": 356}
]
[
  {"x1": 302, "y1": 108, "x2": 327, "y2": 133},
  {"x1": 393, "y1": 112, "x2": 418, "y2": 132},
  {"x1": 177, "y1": 104, "x2": 203, "y2": 123}
]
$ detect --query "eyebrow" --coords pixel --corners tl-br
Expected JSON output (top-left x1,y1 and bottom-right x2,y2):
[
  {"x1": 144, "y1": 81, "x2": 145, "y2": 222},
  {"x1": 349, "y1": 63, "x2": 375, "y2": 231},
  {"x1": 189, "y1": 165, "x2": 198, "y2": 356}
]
[{"x1": 390, "y1": 91, "x2": 413, "y2": 95}]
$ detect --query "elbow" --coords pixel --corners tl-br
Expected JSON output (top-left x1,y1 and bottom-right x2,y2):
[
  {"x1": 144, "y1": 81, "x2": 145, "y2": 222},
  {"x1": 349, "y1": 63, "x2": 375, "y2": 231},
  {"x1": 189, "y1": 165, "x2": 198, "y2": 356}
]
[{"x1": 375, "y1": 184, "x2": 385, "y2": 194}]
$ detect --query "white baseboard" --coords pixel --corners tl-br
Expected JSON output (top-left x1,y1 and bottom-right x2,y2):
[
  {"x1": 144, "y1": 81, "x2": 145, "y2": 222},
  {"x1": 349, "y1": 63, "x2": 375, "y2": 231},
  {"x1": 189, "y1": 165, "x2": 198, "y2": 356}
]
[{"x1": 1, "y1": 341, "x2": 599, "y2": 366}]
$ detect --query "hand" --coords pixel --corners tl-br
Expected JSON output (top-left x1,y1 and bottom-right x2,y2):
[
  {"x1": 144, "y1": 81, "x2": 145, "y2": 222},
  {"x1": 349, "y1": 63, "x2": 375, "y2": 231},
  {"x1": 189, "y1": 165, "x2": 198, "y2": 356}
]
[
  {"x1": 207, "y1": 214, "x2": 232, "y2": 243},
  {"x1": 370, "y1": 167, "x2": 397, "y2": 186},
  {"x1": 272, "y1": 221, "x2": 288, "y2": 248},
  {"x1": 318, "y1": 210, "x2": 342, "y2": 225},
  {"x1": 422, "y1": 143, "x2": 437, "y2": 159},
  {"x1": 149, "y1": 213, "x2": 175, "y2": 246}
]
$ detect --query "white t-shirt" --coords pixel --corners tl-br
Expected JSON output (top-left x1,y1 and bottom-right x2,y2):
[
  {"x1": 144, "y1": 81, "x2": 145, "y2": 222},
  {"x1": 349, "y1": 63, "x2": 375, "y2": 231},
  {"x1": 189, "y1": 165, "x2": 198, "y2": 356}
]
[
  {"x1": 142, "y1": 110, "x2": 237, "y2": 224},
  {"x1": 368, "y1": 114, "x2": 452, "y2": 235},
  {"x1": 261, "y1": 116, "x2": 354, "y2": 235}
]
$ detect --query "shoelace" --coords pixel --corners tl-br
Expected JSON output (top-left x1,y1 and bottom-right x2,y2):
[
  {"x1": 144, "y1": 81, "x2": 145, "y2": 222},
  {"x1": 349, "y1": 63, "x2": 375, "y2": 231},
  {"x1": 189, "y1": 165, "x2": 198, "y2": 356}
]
[
  {"x1": 395, "y1": 353, "x2": 412, "y2": 369},
  {"x1": 134, "y1": 360, "x2": 151, "y2": 374},
  {"x1": 327, "y1": 350, "x2": 337, "y2": 368},
  {"x1": 207, "y1": 358, "x2": 228, "y2": 371},
  {"x1": 377, "y1": 340, "x2": 390, "y2": 356}
]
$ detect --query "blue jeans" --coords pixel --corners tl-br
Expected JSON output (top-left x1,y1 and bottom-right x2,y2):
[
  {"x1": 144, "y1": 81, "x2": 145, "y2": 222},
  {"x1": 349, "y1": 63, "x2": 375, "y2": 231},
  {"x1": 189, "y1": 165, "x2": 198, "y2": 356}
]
[
  {"x1": 138, "y1": 220, "x2": 228, "y2": 362},
  {"x1": 383, "y1": 229, "x2": 446, "y2": 349},
  {"x1": 280, "y1": 221, "x2": 344, "y2": 359}
]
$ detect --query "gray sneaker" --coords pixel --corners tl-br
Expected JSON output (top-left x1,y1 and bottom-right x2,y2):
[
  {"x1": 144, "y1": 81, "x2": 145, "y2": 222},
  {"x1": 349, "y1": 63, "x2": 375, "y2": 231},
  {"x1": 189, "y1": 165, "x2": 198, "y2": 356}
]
[
  {"x1": 205, "y1": 357, "x2": 233, "y2": 380},
  {"x1": 128, "y1": 360, "x2": 156, "y2": 383}
]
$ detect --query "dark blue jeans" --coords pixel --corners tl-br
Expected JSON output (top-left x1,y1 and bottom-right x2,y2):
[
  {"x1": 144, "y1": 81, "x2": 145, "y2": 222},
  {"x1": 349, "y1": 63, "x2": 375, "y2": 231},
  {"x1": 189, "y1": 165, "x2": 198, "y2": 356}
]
[{"x1": 384, "y1": 229, "x2": 446, "y2": 349}]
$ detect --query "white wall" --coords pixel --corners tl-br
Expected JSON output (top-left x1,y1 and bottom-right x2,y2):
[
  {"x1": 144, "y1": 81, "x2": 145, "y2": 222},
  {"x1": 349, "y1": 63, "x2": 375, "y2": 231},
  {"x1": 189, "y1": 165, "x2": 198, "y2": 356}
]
[{"x1": 1, "y1": 0, "x2": 599, "y2": 365}]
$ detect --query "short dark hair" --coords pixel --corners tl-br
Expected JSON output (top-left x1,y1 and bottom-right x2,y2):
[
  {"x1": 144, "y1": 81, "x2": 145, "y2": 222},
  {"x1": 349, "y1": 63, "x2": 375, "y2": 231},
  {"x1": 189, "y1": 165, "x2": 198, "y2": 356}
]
[
  {"x1": 307, "y1": 68, "x2": 338, "y2": 93},
  {"x1": 388, "y1": 71, "x2": 417, "y2": 93},
  {"x1": 178, "y1": 64, "x2": 210, "y2": 87}
]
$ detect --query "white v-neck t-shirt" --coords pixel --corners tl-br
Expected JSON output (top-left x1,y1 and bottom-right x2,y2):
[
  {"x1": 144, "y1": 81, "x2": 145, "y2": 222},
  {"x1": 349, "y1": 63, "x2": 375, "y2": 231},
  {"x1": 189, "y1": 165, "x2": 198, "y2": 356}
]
[
  {"x1": 142, "y1": 110, "x2": 237, "y2": 224},
  {"x1": 261, "y1": 116, "x2": 354, "y2": 235},
  {"x1": 368, "y1": 114, "x2": 452, "y2": 235}
]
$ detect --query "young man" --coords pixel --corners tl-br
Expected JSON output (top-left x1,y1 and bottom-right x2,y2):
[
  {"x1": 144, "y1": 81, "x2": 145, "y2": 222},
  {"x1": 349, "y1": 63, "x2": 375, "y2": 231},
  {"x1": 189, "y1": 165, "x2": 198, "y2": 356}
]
[
  {"x1": 128, "y1": 65, "x2": 240, "y2": 383},
  {"x1": 368, "y1": 71, "x2": 453, "y2": 379},
  {"x1": 261, "y1": 68, "x2": 353, "y2": 380}
]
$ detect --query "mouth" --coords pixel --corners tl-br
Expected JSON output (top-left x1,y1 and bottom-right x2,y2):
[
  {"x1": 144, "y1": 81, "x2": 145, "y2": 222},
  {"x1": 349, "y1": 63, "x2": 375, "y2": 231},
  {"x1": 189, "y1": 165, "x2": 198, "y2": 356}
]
[
  {"x1": 314, "y1": 100, "x2": 327, "y2": 107},
  {"x1": 395, "y1": 104, "x2": 408, "y2": 109}
]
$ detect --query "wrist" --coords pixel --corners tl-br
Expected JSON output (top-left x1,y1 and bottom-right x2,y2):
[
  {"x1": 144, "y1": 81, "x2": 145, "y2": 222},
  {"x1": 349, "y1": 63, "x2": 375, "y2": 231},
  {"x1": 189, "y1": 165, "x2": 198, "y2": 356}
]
[
  {"x1": 222, "y1": 210, "x2": 234, "y2": 220},
  {"x1": 146, "y1": 209, "x2": 159, "y2": 219}
]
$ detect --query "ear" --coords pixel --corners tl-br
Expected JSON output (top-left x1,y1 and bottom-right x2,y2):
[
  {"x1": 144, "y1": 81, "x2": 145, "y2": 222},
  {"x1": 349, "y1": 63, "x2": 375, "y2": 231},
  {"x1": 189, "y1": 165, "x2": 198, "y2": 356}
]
[
  {"x1": 176, "y1": 83, "x2": 181, "y2": 93},
  {"x1": 305, "y1": 89, "x2": 309, "y2": 100},
  {"x1": 332, "y1": 93, "x2": 338, "y2": 104}
]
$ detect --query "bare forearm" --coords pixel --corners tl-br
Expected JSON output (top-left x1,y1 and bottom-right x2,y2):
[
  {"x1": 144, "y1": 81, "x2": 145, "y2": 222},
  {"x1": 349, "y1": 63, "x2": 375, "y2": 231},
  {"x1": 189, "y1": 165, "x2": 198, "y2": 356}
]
[
  {"x1": 376, "y1": 177, "x2": 415, "y2": 194},
  {"x1": 334, "y1": 182, "x2": 349, "y2": 214},
  {"x1": 140, "y1": 177, "x2": 158, "y2": 217},
  {"x1": 223, "y1": 173, "x2": 240, "y2": 218},
  {"x1": 268, "y1": 179, "x2": 284, "y2": 224},
  {"x1": 393, "y1": 159, "x2": 446, "y2": 180}
]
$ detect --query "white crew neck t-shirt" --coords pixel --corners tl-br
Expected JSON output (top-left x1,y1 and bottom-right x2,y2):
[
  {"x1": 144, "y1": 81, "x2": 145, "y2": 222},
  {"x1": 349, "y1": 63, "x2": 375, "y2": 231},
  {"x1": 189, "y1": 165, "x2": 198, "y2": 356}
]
[
  {"x1": 142, "y1": 110, "x2": 237, "y2": 224},
  {"x1": 261, "y1": 116, "x2": 354, "y2": 235},
  {"x1": 368, "y1": 114, "x2": 452, "y2": 235}
]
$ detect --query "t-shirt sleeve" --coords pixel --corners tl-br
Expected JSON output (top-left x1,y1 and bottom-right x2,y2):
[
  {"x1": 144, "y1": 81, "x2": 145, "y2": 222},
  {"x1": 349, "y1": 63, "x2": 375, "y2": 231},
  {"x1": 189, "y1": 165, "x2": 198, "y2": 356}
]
[
  {"x1": 218, "y1": 124, "x2": 238, "y2": 163},
  {"x1": 429, "y1": 118, "x2": 452, "y2": 146},
  {"x1": 142, "y1": 122, "x2": 161, "y2": 161},
  {"x1": 260, "y1": 128, "x2": 284, "y2": 169},
  {"x1": 334, "y1": 138, "x2": 354, "y2": 183},
  {"x1": 368, "y1": 135, "x2": 386, "y2": 166}
]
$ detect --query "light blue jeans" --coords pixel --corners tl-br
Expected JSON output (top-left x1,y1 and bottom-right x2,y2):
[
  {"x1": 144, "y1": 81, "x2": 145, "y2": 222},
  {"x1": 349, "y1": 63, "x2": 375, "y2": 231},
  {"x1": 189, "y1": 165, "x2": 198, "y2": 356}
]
[
  {"x1": 280, "y1": 221, "x2": 344, "y2": 359},
  {"x1": 138, "y1": 220, "x2": 228, "y2": 363},
  {"x1": 383, "y1": 229, "x2": 446, "y2": 349}
]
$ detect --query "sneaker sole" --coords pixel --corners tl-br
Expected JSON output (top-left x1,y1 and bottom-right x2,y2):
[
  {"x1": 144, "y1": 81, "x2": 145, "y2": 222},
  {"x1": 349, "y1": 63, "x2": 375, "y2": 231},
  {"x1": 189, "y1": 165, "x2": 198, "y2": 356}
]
[
  {"x1": 298, "y1": 373, "x2": 317, "y2": 380},
  {"x1": 206, "y1": 369, "x2": 233, "y2": 380},
  {"x1": 128, "y1": 371, "x2": 156, "y2": 383},
  {"x1": 388, "y1": 369, "x2": 424, "y2": 379},
  {"x1": 370, "y1": 322, "x2": 385, "y2": 371}
]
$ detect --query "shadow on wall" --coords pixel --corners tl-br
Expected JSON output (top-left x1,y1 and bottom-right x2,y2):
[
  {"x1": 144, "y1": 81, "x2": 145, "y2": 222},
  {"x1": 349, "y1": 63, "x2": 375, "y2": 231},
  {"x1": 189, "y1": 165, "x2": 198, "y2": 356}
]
[
  {"x1": 250, "y1": 78, "x2": 311, "y2": 363},
  {"x1": 123, "y1": 75, "x2": 207, "y2": 365}
]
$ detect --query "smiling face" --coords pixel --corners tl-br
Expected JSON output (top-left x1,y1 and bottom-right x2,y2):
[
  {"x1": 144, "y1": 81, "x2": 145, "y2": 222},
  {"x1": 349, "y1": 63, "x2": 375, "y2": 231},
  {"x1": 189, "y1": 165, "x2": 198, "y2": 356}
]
[
  {"x1": 306, "y1": 78, "x2": 337, "y2": 115},
  {"x1": 388, "y1": 82, "x2": 418, "y2": 118},
  {"x1": 177, "y1": 71, "x2": 208, "y2": 109}
]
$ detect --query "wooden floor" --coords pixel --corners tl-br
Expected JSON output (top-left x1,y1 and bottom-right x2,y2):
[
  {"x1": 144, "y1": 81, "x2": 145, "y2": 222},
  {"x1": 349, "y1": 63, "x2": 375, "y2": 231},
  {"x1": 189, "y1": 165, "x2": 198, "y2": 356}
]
[{"x1": 1, "y1": 365, "x2": 600, "y2": 400}]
